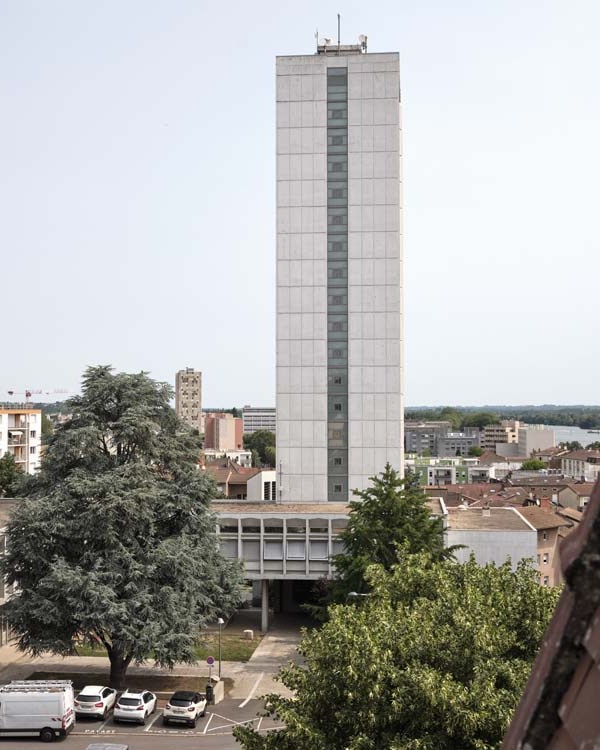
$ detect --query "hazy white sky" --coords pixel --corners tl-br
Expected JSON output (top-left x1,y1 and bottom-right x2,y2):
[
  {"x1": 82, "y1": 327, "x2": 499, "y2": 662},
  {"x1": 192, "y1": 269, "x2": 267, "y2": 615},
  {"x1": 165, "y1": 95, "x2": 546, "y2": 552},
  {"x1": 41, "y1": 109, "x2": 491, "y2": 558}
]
[{"x1": 1, "y1": 0, "x2": 598, "y2": 407}]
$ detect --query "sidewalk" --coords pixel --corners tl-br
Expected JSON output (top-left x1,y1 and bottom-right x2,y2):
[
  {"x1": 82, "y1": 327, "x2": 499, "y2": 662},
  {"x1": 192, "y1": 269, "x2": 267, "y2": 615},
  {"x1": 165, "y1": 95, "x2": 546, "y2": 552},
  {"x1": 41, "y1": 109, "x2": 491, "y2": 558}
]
[{"x1": 0, "y1": 612, "x2": 307, "y2": 701}]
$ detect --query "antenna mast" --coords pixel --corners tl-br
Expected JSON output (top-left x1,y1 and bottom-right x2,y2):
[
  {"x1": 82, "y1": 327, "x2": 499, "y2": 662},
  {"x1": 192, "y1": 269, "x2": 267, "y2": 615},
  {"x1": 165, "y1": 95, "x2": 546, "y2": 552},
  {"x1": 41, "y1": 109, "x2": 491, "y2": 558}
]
[{"x1": 337, "y1": 13, "x2": 341, "y2": 54}]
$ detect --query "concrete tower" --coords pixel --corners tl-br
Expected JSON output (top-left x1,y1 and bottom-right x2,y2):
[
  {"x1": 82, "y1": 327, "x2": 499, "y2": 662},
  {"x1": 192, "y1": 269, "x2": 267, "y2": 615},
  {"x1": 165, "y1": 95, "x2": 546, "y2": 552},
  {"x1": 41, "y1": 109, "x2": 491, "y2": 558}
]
[{"x1": 276, "y1": 39, "x2": 404, "y2": 503}]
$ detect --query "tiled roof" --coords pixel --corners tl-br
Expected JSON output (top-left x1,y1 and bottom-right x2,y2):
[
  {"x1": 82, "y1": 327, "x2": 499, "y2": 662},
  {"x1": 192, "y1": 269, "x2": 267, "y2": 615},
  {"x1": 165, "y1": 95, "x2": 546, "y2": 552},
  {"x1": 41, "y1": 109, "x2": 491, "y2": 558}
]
[
  {"x1": 446, "y1": 507, "x2": 533, "y2": 532},
  {"x1": 562, "y1": 450, "x2": 600, "y2": 461},
  {"x1": 502, "y1": 478, "x2": 600, "y2": 748},
  {"x1": 518, "y1": 506, "x2": 571, "y2": 530},
  {"x1": 562, "y1": 482, "x2": 596, "y2": 496},
  {"x1": 557, "y1": 507, "x2": 584, "y2": 523}
]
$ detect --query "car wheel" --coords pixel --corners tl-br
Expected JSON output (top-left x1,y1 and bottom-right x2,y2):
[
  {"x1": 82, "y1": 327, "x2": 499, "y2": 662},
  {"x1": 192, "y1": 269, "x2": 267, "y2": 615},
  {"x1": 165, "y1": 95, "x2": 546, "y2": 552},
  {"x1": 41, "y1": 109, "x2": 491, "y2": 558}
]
[
  {"x1": 201, "y1": 709, "x2": 206, "y2": 717},
  {"x1": 101, "y1": 708, "x2": 108, "y2": 720},
  {"x1": 39, "y1": 727, "x2": 55, "y2": 743},
  {"x1": 189, "y1": 719, "x2": 197, "y2": 728},
  {"x1": 162, "y1": 717, "x2": 169, "y2": 726}
]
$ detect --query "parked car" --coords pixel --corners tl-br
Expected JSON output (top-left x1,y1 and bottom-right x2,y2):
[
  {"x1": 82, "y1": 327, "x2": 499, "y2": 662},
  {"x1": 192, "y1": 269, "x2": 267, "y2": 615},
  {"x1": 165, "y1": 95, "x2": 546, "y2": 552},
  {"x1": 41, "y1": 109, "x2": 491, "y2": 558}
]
[
  {"x1": 0, "y1": 679, "x2": 75, "y2": 742},
  {"x1": 113, "y1": 689, "x2": 157, "y2": 724},
  {"x1": 75, "y1": 685, "x2": 117, "y2": 720},
  {"x1": 162, "y1": 690, "x2": 207, "y2": 727}
]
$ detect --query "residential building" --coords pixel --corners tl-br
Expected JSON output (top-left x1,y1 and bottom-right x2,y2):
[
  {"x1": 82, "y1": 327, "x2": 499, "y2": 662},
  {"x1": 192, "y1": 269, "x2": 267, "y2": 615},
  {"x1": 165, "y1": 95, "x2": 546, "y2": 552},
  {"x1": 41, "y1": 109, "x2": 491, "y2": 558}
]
[
  {"x1": 175, "y1": 368, "x2": 202, "y2": 432},
  {"x1": 445, "y1": 506, "x2": 537, "y2": 570},
  {"x1": 404, "y1": 421, "x2": 452, "y2": 455},
  {"x1": 242, "y1": 407, "x2": 276, "y2": 435},
  {"x1": 561, "y1": 450, "x2": 600, "y2": 482},
  {"x1": 480, "y1": 420, "x2": 521, "y2": 452},
  {"x1": 555, "y1": 482, "x2": 595, "y2": 511},
  {"x1": 203, "y1": 449, "x2": 252, "y2": 468},
  {"x1": 247, "y1": 470, "x2": 278, "y2": 502},
  {"x1": 0, "y1": 406, "x2": 42, "y2": 474},
  {"x1": 276, "y1": 39, "x2": 403, "y2": 504},
  {"x1": 204, "y1": 459, "x2": 261, "y2": 500},
  {"x1": 437, "y1": 430, "x2": 480, "y2": 457},
  {"x1": 518, "y1": 506, "x2": 571, "y2": 586},
  {"x1": 204, "y1": 413, "x2": 243, "y2": 451}
]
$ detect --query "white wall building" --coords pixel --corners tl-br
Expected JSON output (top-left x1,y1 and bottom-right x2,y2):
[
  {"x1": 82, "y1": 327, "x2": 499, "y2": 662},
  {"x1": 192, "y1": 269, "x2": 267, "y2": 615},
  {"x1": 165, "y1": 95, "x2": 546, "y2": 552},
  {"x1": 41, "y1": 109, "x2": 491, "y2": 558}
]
[
  {"x1": 276, "y1": 41, "x2": 403, "y2": 504},
  {"x1": 247, "y1": 470, "x2": 278, "y2": 502},
  {"x1": 0, "y1": 407, "x2": 42, "y2": 475},
  {"x1": 242, "y1": 407, "x2": 276, "y2": 434}
]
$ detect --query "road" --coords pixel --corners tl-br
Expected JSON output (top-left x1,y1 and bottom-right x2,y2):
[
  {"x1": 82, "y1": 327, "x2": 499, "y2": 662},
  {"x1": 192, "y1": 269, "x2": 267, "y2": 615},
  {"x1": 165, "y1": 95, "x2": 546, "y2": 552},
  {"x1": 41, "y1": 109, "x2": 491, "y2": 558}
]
[{"x1": 0, "y1": 698, "x2": 282, "y2": 749}]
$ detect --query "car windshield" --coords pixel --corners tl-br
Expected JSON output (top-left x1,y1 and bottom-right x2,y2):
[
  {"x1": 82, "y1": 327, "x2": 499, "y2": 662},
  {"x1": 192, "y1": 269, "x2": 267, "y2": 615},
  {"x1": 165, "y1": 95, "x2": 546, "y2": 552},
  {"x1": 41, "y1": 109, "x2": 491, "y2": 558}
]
[
  {"x1": 118, "y1": 697, "x2": 141, "y2": 706},
  {"x1": 77, "y1": 694, "x2": 101, "y2": 702},
  {"x1": 170, "y1": 698, "x2": 192, "y2": 707}
]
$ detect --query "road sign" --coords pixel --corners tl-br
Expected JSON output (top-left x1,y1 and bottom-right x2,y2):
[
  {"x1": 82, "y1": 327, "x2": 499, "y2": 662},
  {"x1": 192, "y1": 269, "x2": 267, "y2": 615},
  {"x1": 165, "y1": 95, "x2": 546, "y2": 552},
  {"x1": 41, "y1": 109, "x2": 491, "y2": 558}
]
[{"x1": 207, "y1": 656, "x2": 215, "y2": 665}]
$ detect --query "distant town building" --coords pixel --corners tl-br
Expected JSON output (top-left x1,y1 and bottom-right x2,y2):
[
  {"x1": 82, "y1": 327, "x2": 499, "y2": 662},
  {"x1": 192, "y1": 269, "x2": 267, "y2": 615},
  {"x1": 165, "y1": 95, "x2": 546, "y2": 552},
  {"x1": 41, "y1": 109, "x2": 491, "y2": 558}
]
[
  {"x1": 203, "y1": 449, "x2": 252, "y2": 468},
  {"x1": 0, "y1": 406, "x2": 42, "y2": 474},
  {"x1": 518, "y1": 506, "x2": 571, "y2": 587},
  {"x1": 247, "y1": 470, "x2": 278, "y2": 502},
  {"x1": 480, "y1": 420, "x2": 521, "y2": 452},
  {"x1": 242, "y1": 406, "x2": 276, "y2": 435},
  {"x1": 437, "y1": 430, "x2": 480, "y2": 457},
  {"x1": 175, "y1": 368, "x2": 202, "y2": 432},
  {"x1": 561, "y1": 450, "x2": 600, "y2": 482},
  {"x1": 404, "y1": 421, "x2": 452, "y2": 455},
  {"x1": 204, "y1": 412, "x2": 243, "y2": 451}
]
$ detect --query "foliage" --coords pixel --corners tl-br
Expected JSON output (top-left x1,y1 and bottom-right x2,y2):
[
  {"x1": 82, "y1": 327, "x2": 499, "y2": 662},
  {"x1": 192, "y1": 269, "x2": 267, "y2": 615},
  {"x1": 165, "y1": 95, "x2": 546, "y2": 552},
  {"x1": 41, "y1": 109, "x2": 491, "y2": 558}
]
[
  {"x1": 0, "y1": 453, "x2": 22, "y2": 497},
  {"x1": 1, "y1": 365, "x2": 243, "y2": 688},
  {"x1": 407, "y1": 405, "x2": 600, "y2": 431},
  {"x1": 243, "y1": 430, "x2": 276, "y2": 467},
  {"x1": 234, "y1": 552, "x2": 560, "y2": 750},
  {"x1": 331, "y1": 465, "x2": 449, "y2": 601},
  {"x1": 559, "y1": 441, "x2": 583, "y2": 451},
  {"x1": 586, "y1": 441, "x2": 600, "y2": 451},
  {"x1": 520, "y1": 458, "x2": 546, "y2": 471},
  {"x1": 41, "y1": 412, "x2": 54, "y2": 437},
  {"x1": 468, "y1": 445, "x2": 484, "y2": 457}
]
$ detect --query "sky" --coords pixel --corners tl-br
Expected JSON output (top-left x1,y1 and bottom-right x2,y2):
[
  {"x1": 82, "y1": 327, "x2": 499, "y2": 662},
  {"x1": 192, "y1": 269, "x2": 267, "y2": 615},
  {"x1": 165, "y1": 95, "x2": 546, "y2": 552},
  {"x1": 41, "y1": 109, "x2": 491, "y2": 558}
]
[{"x1": 1, "y1": 0, "x2": 599, "y2": 407}]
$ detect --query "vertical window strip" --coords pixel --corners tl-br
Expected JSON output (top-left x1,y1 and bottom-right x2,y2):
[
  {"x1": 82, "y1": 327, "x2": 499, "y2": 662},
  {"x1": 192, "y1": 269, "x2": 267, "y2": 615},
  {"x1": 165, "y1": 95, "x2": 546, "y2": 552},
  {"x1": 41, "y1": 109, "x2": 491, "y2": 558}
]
[{"x1": 326, "y1": 68, "x2": 348, "y2": 502}]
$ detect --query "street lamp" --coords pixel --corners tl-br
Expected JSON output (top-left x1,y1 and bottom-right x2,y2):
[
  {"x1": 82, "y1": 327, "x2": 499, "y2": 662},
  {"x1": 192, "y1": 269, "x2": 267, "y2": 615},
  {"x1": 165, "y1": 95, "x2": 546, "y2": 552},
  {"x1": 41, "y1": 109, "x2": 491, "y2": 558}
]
[{"x1": 217, "y1": 617, "x2": 225, "y2": 678}]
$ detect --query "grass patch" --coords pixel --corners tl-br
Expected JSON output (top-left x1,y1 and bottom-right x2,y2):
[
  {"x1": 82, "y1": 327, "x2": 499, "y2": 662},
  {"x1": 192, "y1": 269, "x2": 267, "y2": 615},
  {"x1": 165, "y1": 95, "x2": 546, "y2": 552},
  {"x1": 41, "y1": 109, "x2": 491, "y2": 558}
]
[
  {"x1": 28, "y1": 671, "x2": 209, "y2": 693},
  {"x1": 74, "y1": 633, "x2": 258, "y2": 662}
]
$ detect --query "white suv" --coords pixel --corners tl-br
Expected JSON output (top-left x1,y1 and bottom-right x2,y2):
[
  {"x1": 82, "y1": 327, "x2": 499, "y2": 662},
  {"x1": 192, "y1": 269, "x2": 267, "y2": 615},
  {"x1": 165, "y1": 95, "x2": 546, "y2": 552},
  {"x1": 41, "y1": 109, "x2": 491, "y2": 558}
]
[
  {"x1": 113, "y1": 689, "x2": 157, "y2": 724},
  {"x1": 162, "y1": 690, "x2": 207, "y2": 728},
  {"x1": 75, "y1": 685, "x2": 117, "y2": 720}
]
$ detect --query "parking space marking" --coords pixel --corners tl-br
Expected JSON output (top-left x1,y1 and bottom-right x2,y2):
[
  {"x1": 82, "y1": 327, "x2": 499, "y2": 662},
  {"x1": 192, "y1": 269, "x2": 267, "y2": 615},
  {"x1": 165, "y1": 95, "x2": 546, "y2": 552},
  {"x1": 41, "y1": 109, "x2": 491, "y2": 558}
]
[
  {"x1": 257, "y1": 716, "x2": 263, "y2": 731},
  {"x1": 209, "y1": 716, "x2": 258, "y2": 731},
  {"x1": 203, "y1": 712, "x2": 214, "y2": 734},
  {"x1": 144, "y1": 711, "x2": 163, "y2": 732},
  {"x1": 239, "y1": 672, "x2": 264, "y2": 708},
  {"x1": 97, "y1": 715, "x2": 112, "y2": 732}
]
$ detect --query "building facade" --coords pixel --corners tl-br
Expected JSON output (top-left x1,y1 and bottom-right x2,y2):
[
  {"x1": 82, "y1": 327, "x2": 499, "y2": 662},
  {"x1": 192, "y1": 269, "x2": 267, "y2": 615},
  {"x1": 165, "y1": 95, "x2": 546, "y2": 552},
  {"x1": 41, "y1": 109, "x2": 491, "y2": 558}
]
[
  {"x1": 242, "y1": 406, "x2": 276, "y2": 434},
  {"x1": 0, "y1": 406, "x2": 42, "y2": 474},
  {"x1": 175, "y1": 368, "x2": 202, "y2": 432},
  {"x1": 276, "y1": 41, "x2": 403, "y2": 503},
  {"x1": 204, "y1": 413, "x2": 243, "y2": 451}
]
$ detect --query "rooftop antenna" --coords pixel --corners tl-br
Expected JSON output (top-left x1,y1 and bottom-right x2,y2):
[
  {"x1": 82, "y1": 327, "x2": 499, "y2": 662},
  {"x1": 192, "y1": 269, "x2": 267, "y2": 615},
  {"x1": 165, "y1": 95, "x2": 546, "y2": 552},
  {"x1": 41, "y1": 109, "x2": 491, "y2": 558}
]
[
  {"x1": 315, "y1": 27, "x2": 319, "y2": 53},
  {"x1": 337, "y1": 13, "x2": 341, "y2": 54}
]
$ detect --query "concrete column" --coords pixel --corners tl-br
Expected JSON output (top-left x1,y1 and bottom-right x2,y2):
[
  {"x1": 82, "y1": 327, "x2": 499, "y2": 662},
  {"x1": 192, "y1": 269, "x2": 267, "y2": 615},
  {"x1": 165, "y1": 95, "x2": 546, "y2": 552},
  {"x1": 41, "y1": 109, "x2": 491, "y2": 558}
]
[{"x1": 261, "y1": 579, "x2": 269, "y2": 633}]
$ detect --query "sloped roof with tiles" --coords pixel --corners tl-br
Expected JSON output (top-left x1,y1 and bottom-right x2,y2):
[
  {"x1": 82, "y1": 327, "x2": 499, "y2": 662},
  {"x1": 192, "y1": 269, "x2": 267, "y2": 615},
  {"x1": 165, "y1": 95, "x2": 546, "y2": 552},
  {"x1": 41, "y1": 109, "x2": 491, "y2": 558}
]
[{"x1": 502, "y1": 478, "x2": 600, "y2": 749}]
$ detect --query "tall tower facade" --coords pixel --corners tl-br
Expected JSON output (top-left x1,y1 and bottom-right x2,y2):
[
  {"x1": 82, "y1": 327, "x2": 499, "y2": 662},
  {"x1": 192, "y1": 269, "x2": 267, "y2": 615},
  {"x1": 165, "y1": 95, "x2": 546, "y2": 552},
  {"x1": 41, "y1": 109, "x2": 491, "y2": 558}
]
[
  {"x1": 276, "y1": 42, "x2": 404, "y2": 504},
  {"x1": 175, "y1": 368, "x2": 202, "y2": 432}
]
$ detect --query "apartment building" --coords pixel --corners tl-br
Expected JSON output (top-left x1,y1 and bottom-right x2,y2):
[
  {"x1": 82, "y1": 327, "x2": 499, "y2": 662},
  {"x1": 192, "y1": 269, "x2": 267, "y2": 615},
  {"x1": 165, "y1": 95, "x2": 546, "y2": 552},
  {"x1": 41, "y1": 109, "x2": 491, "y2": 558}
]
[
  {"x1": 0, "y1": 406, "x2": 42, "y2": 474},
  {"x1": 175, "y1": 368, "x2": 202, "y2": 432},
  {"x1": 242, "y1": 406, "x2": 276, "y2": 434},
  {"x1": 204, "y1": 413, "x2": 243, "y2": 451}
]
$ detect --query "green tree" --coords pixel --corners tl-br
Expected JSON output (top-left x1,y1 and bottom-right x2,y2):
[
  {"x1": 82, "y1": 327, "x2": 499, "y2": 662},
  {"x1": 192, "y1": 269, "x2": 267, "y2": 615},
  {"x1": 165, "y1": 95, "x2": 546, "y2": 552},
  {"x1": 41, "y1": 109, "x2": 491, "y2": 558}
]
[
  {"x1": 468, "y1": 445, "x2": 484, "y2": 457},
  {"x1": 1, "y1": 366, "x2": 242, "y2": 688},
  {"x1": 559, "y1": 441, "x2": 583, "y2": 451},
  {"x1": 234, "y1": 552, "x2": 560, "y2": 750},
  {"x1": 331, "y1": 465, "x2": 449, "y2": 600},
  {"x1": 585, "y1": 441, "x2": 600, "y2": 451},
  {"x1": 41, "y1": 412, "x2": 54, "y2": 438},
  {"x1": 462, "y1": 412, "x2": 500, "y2": 429},
  {"x1": 244, "y1": 430, "x2": 276, "y2": 466},
  {"x1": 0, "y1": 453, "x2": 22, "y2": 497},
  {"x1": 520, "y1": 458, "x2": 546, "y2": 470}
]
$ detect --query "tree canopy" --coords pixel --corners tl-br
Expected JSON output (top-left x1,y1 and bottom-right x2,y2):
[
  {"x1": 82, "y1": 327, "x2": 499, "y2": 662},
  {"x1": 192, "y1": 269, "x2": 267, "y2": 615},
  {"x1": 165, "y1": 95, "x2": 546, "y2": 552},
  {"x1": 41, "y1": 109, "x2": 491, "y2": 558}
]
[
  {"x1": 331, "y1": 464, "x2": 448, "y2": 601},
  {"x1": 1, "y1": 365, "x2": 243, "y2": 687},
  {"x1": 520, "y1": 458, "x2": 546, "y2": 471},
  {"x1": 0, "y1": 453, "x2": 22, "y2": 497},
  {"x1": 243, "y1": 430, "x2": 276, "y2": 467},
  {"x1": 235, "y1": 552, "x2": 560, "y2": 750}
]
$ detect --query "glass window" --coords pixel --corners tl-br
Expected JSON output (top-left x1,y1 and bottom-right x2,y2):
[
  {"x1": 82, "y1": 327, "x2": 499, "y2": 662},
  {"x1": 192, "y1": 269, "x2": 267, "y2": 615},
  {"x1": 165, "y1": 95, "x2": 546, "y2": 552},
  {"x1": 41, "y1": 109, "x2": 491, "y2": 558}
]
[
  {"x1": 334, "y1": 403, "x2": 342, "y2": 412},
  {"x1": 287, "y1": 541, "x2": 305, "y2": 560},
  {"x1": 264, "y1": 541, "x2": 283, "y2": 560},
  {"x1": 334, "y1": 484, "x2": 342, "y2": 493},
  {"x1": 334, "y1": 457, "x2": 343, "y2": 466},
  {"x1": 309, "y1": 541, "x2": 329, "y2": 560}
]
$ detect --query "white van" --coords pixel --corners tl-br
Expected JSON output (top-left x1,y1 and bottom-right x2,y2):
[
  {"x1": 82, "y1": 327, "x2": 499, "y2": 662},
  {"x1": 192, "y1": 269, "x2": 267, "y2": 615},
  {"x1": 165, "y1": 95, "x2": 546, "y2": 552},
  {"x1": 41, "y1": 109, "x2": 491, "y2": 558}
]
[{"x1": 0, "y1": 679, "x2": 75, "y2": 742}]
